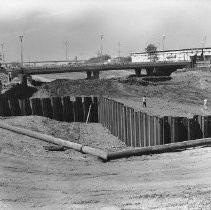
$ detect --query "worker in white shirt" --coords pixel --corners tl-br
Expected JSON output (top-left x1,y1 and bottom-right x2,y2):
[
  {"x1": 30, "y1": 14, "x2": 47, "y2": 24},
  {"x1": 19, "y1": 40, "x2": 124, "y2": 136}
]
[{"x1": 143, "y1": 95, "x2": 146, "y2": 107}]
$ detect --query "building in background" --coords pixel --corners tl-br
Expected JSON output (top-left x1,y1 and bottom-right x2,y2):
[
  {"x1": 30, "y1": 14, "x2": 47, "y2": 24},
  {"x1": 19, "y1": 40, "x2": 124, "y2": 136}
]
[{"x1": 131, "y1": 47, "x2": 211, "y2": 63}]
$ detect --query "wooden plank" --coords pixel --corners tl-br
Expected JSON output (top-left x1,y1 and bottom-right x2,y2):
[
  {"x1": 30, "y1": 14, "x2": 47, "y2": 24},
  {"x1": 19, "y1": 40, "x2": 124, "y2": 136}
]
[
  {"x1": 83, "y1": 97, "x2": 93, "y2": 123},
  {"x1": 164, "y1": 116, "x2": 171, "y2": 144},
  {"x1": 126, "y1": 107, "x2": 129, "y2": 145},
  {"x1": 159, "y1": 117, "x2": 164, "y2": 145},
  {"x1": 8, "y1": 98, "x2": 21, "y2": 116},
  {"x1": 123, "y1": 106, "x2": 127, "y2": 144},
  {"x1": 153, "y1": 116, "x2": 157, "y2": 146},
  {"x1": 145, "y1": 114, "x2": 150, "y2": 147},
  {"x1": 142, "y1": 113, "x2": 147, "y2": 147},
  {"x1": 179, "y1": 117, "x2": 188, "y2": 142},
  {"x1": 41, "y1": 97, "x2": 53, "y2": 119},
  {"x1": 92, "y1": 97, "x2": 98, "y2": 123},
  {"x1": 140, "y1": 112, "x2": 144, "y2": 147},
  {"x1": 73, "y1": 97, "x2": 84, "y2": 122},
  {"x1": 131, "y1": 108, "x2": 135, "y2": 147},
  {"x1": 149, "y1": 115, "x2": 154, "y2": 146},
  {"x1": 113, "y1": 101, "x2": 117, "y2": 136},
  {"x1": 30, "y1": 98, "x2": 43, "y2": 116},
  {"x1": 19, "y1": 98, "x2": 32, "y2": 116},
  {"x1": 202, "y1": 116, "x2": 209, "y2": 138},
  {"x1": 51, "y1": 97, "x2": 63, "y2": 121},
  {"x1": 61, "y1": 96, "x2": 74, "y2": 122},
  {"x1": 135, "y1": 112, "x2": 140, "y2": 147},
  {"x1": 193, "y1": 115, "x2": 203, "y2": 139}
]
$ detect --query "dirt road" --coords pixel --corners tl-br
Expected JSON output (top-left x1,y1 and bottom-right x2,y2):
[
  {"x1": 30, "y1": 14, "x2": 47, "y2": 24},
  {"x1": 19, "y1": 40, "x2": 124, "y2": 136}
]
[{"x1": 0, "y1": 116, "x2": 211, "y2": 209}]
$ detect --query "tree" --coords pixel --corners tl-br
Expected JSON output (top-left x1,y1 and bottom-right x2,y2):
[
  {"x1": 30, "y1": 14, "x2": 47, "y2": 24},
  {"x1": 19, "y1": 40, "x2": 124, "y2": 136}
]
[
  {"x1": 87, "y1": 54, "x2": 111, "y2": 64},
  {"x1": 145, "y1": 44, "x2": 158, "y2": 62}
]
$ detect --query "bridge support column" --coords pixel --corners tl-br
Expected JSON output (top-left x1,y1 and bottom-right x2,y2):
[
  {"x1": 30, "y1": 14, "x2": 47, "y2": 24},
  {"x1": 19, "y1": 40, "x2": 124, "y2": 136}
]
[
  {"x1": 135, "y1": 69, "x2": 141, "y2": 77},
  {"x1": 93, "y1": 71, "x2": 99, "y2": 79},
  {"x1": 86, "y1": 71, "x2": 92, "y2": 79},
  {"x1": 146, "y1": 68, "x2": 153, "y2": 76}
]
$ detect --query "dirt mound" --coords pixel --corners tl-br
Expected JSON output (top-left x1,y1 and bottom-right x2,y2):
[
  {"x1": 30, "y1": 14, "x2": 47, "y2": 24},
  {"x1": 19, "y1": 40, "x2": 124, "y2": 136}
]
[
  {"x1": 32, "y1": 79, "x2": 121, "y2": 98},
  {"x1": 2, "y1": 116, "x2": 127, "y2": 152}
]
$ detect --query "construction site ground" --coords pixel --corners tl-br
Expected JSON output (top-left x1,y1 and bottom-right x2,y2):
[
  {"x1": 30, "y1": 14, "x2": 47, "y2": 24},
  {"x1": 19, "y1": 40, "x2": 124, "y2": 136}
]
[{"x1": 0, "y1": 68, "x2": 211, "y2": 209}]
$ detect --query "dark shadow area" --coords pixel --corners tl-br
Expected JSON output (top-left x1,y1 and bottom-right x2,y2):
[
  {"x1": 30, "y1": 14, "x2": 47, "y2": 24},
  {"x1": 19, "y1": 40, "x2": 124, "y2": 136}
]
[
  {"x1": 118, "y1": 75, "x2": 172, "y2": 86},
  {"x1": 1, "y1": 84, "x2": 38, "y2": 100},
  {"x1": 142, "y1": 76, "x2": 171, "y2": 82},
  {"x1": 178, "y1": 118, "x2": 188, "y2": 142},
  {"x1": 164, "y1": 118, "x2": 171, "y2": 144}
]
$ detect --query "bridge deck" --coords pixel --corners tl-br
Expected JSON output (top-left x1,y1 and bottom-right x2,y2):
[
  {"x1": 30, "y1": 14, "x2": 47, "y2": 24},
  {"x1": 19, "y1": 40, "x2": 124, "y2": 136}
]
[{"x1": 12, "y1": 61, "x2": 190, "y2": 75}]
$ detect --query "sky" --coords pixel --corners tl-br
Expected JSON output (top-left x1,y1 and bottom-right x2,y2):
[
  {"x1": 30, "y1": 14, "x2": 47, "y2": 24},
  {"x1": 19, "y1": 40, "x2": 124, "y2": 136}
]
[{"x1": 0, "y1": 0, "x2": 210, "y2": 62}]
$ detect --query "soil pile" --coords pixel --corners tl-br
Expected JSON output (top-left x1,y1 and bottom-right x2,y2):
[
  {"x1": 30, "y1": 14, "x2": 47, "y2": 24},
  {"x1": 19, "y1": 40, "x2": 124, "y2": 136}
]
[
  {"x1": 32, "y1": 79, "x2": 121, "y2": 98},
  {"x1": 2, "y1": 116, "x2": 127, "y2": 152}
]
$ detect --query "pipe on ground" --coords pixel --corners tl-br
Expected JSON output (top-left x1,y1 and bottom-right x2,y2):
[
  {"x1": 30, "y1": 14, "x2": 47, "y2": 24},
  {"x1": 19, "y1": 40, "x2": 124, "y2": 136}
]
[
  {"x1": 0, "y1": 122, "x2": 107, "y2": 160},
  {"x1": 106, "y1": 138, "x2": 211, "y2": 161},
  {"x1": 1, "y1": 122, "x2": 210, "y2": 162}
]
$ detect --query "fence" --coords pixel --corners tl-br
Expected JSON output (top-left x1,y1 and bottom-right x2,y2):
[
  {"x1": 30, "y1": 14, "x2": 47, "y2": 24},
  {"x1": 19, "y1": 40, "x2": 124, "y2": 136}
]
[
  {"x1": 0, "y1": 96, "x2": 98, "y2": 123},
  {"x1": 0, "y1": 95, "x2": 211, "y2": 148},
  {"x1": 98, "y1": 97, "x2": 211, "y2": 147}
]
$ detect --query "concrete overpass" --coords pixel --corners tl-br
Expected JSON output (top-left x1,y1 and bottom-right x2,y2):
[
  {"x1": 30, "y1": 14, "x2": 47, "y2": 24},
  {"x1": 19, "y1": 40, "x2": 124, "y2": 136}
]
[{"x1": 13, "y1": 61, "x2": 190, "y2": 80}]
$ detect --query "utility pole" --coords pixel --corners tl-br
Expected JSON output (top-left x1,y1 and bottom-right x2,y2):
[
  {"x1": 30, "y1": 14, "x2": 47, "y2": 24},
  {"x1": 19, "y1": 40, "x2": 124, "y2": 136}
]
[
  {"x1": 100, "y1": 35, "x2": 103, "y2": 56},
  {"x1": 19, "y1": 35, "x2": 24, "y2": 67},
  {"x1": 1, "y1": 43, "x2": 5, "y2": 64},
  {"x1": 162, "y1": 35, "x2": 166, "y2": 51},
  {"x1": 65, "y1": 41, "x2": 68, "y2": 61},
  {"x1": 118, "y1": 42, "x2": 121, "y2": 62},
  {"x1": 202, "y1": 36, "x2": 207, "y2": 61},
  {"x1": 162, "y1": 35, "x2": 166, "y2": 61},
  {"x1": 203, "y1": 36, "x2": 207, "y2": 48}
]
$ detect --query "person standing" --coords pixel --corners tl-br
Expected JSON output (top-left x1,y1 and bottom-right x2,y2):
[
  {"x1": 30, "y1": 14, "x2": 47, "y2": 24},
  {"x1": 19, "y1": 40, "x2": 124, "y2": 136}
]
[
  {"x1": 143, "y1": 95, "x2": 146, "y2": 107},
  {"x1": 204, "y1": 99, "x2": 208, "y2": 109}
]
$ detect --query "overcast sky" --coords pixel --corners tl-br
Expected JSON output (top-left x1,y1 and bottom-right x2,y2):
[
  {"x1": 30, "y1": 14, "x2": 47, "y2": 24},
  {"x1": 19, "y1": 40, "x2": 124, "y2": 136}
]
[{"x1": 0, "y1": 0, "x2": 210, "y2": 62}]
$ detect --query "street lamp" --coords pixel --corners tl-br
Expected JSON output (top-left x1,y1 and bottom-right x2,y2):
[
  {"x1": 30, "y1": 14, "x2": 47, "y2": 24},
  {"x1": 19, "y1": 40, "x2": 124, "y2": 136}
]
[
  {"x1": 100, "y1": 34, "x2": 103, "y2": 56},
  {"x1": 162, "y1": 35, "x2": 166, "y2": 51},
  {"x1": 162, "y1": 35, "x2": 166, "y2": 61},
  {"x1": 203, "y1": 36, "x2": 207, "y2": 48},
  {"x1": 1, "y1": 43, "x2": 5, "y2": 64},
  {"x1": 65, "y1": 41, "x2": 69, "y2": 61},
  {"x1": 19, "y1": 35, "x2": 24, "y2": 67},
  {"x1": 118, "y1": 42, "x2": 121, "y2": 60}
]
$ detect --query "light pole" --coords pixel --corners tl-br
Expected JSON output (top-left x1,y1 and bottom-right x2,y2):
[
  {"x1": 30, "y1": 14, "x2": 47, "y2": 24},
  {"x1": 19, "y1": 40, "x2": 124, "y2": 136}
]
[
  {"x1": 118, "y1": 42, "x2": 121, "y2": 61},
  {"x1": 202, "y1": 36, "x2": 207, "y2": 61},
  {"x1": 1, "y1": 43, "x2": 5, "y2": 64},
  {"x1": 65, "y1": 41, "x2": 69, "y2": 61},
  {"x1": 100, "y1": 34, "x2": 103, "y2": 56},
  {"x1": 162, "y1": 35, "x2": 166, "y2": 61},
  {"x1": 203, "y1": 36, "x2": 207, "y2": 48},
  {"x1": 162, "y1": 35, "x2": 166, "y2": 51},
  {"x1": 19, "y1": 35, "x2": 24, "y2": 67}
]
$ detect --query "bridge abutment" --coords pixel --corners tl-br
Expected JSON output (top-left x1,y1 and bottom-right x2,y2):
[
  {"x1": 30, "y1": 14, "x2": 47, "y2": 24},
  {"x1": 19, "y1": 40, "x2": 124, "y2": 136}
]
[
  {"x1": 135, "y1": 69, "x2": 141, "y2": 77},
  {"x1": 146, "y1": 68, "x2": 153, "y2": 76},
  {"x1": 92, "y1": 71, "x2": 100, "y2": 79},
  {"x1": 86, "y1": 71, "x2": 92, "y2": 79}
]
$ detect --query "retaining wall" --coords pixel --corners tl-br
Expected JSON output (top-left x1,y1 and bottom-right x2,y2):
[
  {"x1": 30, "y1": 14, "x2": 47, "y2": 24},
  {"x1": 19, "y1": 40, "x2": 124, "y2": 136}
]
[
  {"x1": 0, "y1": 95, "x2": 211, "y2": 148},
  {"x1": 98, "y1": 97, "x2": 211, "y2": 147},
  {"x1": 0, "y1": 96, "x2": 98, "y2": 123}
]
